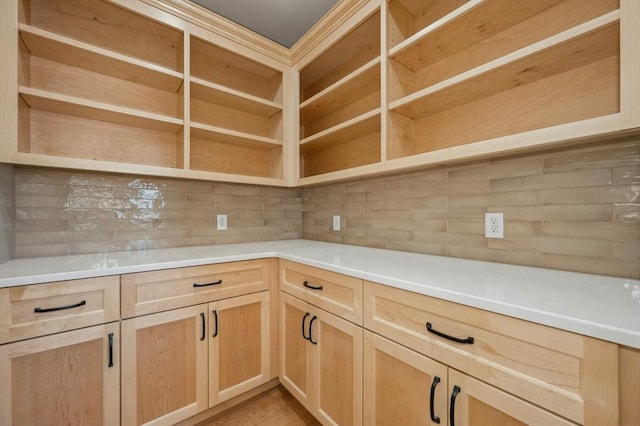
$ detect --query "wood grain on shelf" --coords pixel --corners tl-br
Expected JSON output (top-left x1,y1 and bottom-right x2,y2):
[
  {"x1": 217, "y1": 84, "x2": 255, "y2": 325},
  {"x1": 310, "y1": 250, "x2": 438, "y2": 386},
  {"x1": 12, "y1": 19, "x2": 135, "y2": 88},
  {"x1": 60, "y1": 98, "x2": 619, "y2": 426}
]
[
  {"x1": 26, "y1": 0, "x2": 183, "y2": 71},
  {"x1": 191, "y1": 36, "x2": 282, "y2": 102},
  {"x1": 388, "y1": 0, "x2": 471, "y2": 50},
  {"x1": 29, "y1": 56, "x2": 179, "y2": 117},
  {"x1": 26, "y1": 109, "x2": 179, "y2": 168},
  {"x1": 391, "y1": 0, "x2": 564, "y2": 71},
  {"x1": 407, "y1": 0, "x2": 620, "y2": 97},
  {"x1": 300, "y1": 11, "x2": 380, "y2": 102},
  {"x1": 190, "y1": 122, "x2": 282, "y2": 148},
  {"x1": 300, "y1": 58, "x2": 380, "y2": 124},
  {"x1": 190, "y1": 135, "x2": 282, "y2": 179},
  {"x1": 19, "y1": 24, "x2": 183, "y2": 92},
  {"x1": 302, "y1": 132, "x2": 381, "y2": 179},
  {"x1": 191, "y1": 97, "x2": 282, "y2": 139},
  {"x1": 300, "y1": 109, "x2": 380, "y2": 152},
  {"x1": 302, "y1": 91, "x2": 380, "y2": 139},
  {"x1": 191, "y1": 77, "x2": 281, "y2": 117},
  {"x1": 410, "y1": 56, "x2": 619, "y2": 155},
  {"x1": 392, "y1": 16, "x2": 620, "y2": 119},
  {"x1": 20, "y1": 86, "x2": 183, "y2": 133}
]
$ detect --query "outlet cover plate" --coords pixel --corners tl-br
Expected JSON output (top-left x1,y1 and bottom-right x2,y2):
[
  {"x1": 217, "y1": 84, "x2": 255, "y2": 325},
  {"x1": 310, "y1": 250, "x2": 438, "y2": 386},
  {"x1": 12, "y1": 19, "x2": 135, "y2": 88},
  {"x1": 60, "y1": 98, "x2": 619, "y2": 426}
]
[{"x1": 485, "y1": 212, "x2": 504, "y2": 238}]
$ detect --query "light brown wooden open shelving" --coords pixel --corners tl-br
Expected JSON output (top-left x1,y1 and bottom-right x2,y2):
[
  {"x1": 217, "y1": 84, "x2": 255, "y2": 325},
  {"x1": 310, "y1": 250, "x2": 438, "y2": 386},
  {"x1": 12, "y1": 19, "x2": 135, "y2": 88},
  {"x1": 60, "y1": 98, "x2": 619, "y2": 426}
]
[
  {"x1": 298, "y1": 8, "x2": 381, "y2": 178},
  {"x1": 188, "y1": 34, "x2": 284, "y2": 179},
  {"x1": 2, "y1": 0, "x2": 638, "y2": 186},
  {"x1": 387, "y1": 0, "x2": 622, "y2": 160}
]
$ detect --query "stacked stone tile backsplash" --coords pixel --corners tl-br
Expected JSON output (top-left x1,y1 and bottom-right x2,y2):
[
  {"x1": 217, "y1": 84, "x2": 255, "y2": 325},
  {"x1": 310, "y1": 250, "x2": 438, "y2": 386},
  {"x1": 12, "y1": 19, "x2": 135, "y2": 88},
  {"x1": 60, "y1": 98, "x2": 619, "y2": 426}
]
[
  {"x1": 303, "y1": 137, "x2": 640, "y2": 278},
  {"x1": 6, "y1": 137, "x2": 640, "y2": 279},
  {"x1": 13, "y1": 168, "x2": 302, "y2": 257}
]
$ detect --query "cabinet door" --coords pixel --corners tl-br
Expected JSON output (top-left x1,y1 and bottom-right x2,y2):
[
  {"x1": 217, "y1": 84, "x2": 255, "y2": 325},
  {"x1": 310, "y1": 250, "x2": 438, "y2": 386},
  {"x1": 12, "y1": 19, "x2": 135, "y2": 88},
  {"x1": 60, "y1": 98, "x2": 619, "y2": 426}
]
[
  {"x1": 279, "y1": 291, "x2": 313, "y2": 409},
  {"x1": 312, "y1": 306, "x2": 363, "y2": 426},
  {"x1": 121, "y1": 305, "x2": 208, "y2": 426},
  {"x1": 447, "y1": 369, "x2": 574, "y2": 426},
  {"x1": 364, "y1": 330, "x2": 447, "y2": 426},
  {"x1": 209, "y1": 291, "x2": 271, "y2": 406},
  {"x1": 0, "y1": 322, "x2": 120, "y2": 426}
]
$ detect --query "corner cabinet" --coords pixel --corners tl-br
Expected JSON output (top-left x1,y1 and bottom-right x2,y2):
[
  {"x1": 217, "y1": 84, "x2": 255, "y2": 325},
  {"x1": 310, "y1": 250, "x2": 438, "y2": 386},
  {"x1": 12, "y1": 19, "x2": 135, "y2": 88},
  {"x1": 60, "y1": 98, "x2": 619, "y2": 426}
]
[
  {"x1": 0, "y1": 276, "x2": 121, "y2": 426},
  {"x1": 296, "y1": 0, "x2": 640, "y2": 185},
  {"x1": 0, "y1": 0, "x2": 293, "y2": 186}
]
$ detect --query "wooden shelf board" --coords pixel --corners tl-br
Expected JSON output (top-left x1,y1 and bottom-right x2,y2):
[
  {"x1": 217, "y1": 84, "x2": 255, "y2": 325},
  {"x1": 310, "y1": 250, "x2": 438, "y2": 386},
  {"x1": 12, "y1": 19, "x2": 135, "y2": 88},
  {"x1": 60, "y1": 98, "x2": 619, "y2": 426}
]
[
  {"x1": 190, "y1": 122, "x2": 282, "y2": 149},
  {"x1": 300, "y1": 57, "x2": 381, "y2": 124},
  {"x1": 14, "y1": 152, "x2": 288, "y2": 187},
  {"x1": 390, "y1": 0, "x2": 566, "y2": 72},
  {"x1": 19, "y1": 86, "x2": 183, "y2": 133},
  {"x1": 19, "y1": 24, "x2": 183, "y2": 92},
  {"x1": 390, "y1": 14, "x2": 620, "y2": 120},
  {"x1": 191, "y1": 77, "x2": 281, "y2": 118},
  {"x1": 300, "y1": 109, "x2": 381, "y2": 153}
]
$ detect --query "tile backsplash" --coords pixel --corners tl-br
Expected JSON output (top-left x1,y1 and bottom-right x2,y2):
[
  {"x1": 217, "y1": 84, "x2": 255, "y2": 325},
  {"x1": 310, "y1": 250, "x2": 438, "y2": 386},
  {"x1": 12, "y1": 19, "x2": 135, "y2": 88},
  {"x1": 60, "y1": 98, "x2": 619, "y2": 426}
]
[
  {"x1": 13, "y1": 168, "x2": 302, "y2": 257},
  {"x1": 0, "y1": 164, "x2": 15, "y2": 263},
  {"x1": 5, "y1": 137, "x2": 640, "y2": 279},
  {"x1": 303, "y1": 137, "x2": 640, "y2": 278}
]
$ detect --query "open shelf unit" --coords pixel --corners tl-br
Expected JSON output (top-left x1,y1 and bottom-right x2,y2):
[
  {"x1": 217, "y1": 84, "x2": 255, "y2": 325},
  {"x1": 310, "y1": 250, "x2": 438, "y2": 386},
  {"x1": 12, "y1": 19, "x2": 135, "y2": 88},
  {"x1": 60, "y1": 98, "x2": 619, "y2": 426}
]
[
  {"x1": 189, "y1": 35, "x2": 284, "y2": 179},
  {"x1": 386, "y1": 0, "x2": 624, "y2": 160},
  {"x1": 298, "y1": 8, "x2": 381, "y2": 178},
  {"x1": 6, "y1": 0, "x2": 288, "y2": 184}
]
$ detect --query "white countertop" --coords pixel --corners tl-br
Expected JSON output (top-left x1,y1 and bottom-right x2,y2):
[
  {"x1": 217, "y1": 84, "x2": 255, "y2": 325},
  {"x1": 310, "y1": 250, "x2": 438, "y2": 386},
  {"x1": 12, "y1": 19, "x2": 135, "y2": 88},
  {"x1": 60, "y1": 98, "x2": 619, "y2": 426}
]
[{"x1": 1, "y1": 239, "x2": 638, "y2": 348}]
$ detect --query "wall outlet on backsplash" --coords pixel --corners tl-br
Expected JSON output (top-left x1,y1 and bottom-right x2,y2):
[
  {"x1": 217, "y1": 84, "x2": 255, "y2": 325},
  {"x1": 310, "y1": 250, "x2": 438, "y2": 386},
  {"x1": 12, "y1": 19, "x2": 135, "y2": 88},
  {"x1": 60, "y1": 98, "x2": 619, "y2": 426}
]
[
  {"x1": 217, "y1": 214, "x2": 228, "y2": 231},
  {"x1": 485, "y1": 213, "x2": 504, "y2": 239},
  {"x1": 332, "y1": 215, "x2": 341, "y2": 231}
]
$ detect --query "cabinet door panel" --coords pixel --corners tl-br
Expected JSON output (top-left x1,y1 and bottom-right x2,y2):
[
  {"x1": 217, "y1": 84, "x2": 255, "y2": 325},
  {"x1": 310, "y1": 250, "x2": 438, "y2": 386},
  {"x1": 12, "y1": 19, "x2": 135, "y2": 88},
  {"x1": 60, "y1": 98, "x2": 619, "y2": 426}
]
[
  {"x1": 209, "y1": 291, "x2": 270, "y2": 406},
  {"x1": 448, "y1": 369, "x2": 575, "y2": 426},
  {"x1": 313, "y1": 307, "x2": 362, "y2": 426},
  {"x1": 364, "y1": 330, "x2": 447, "y2": 426},
  {"x1": 279, "y1": 292, "x2": 313, "y2": 409},
  {"x1": 0, "y1": 322, "x2": 120, "y2": 426},
  {"x1": 121, "y1": 305, "x2": 208, "y2": 426}
]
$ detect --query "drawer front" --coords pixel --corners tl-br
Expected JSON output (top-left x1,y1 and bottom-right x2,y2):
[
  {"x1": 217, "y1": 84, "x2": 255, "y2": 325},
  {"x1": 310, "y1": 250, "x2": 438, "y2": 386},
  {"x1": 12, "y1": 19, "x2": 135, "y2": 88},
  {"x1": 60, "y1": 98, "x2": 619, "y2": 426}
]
[
  {"x1": 0, "y1": 275, "x2": 120, "y2": 343},
  {"x1": 280, "y1": 260, "x2": 362, "y2": 324},
  {"x1": 121, "y1": 259, "x2": 271, "y2": 318},
  {"x1": 364, "y1": 281, "x2": 617, "y2": 425}
]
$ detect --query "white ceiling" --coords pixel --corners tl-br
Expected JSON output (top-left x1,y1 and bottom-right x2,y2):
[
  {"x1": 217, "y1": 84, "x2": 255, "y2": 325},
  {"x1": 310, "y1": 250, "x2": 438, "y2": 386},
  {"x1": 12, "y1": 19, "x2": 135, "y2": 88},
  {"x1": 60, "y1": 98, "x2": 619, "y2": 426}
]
[{"x1": 190, "y1": 0, "x2": 340, "y2": 48}]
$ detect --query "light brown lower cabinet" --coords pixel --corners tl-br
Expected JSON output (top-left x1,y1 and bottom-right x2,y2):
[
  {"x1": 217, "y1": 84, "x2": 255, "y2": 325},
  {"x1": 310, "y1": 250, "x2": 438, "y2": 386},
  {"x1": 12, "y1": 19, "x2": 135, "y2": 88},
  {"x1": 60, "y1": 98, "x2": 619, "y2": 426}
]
[
  {"x1": 0, "y1": 323, "x2": 120, "y2": 426},
  {"x1": 121, "y1": 291, "x2": 271, "y2": 426},
  {"x1": 364, "y1": 330, "x2": 574, "y2": 426},
  {"x1": 279, "y1": 291, "x2": 362, "y2": 426}
]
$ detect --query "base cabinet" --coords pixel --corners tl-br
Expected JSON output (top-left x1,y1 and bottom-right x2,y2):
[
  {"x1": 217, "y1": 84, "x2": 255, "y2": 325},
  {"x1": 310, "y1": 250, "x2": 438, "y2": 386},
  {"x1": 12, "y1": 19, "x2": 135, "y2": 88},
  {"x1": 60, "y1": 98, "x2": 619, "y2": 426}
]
[
  {"x1": 280, "y1": 291, "x2": 362, "y2": 426},
  {"x1": 121, "y1": 292, "x2": 271, "y2": 426},
  {"x1": 0, "y1": 323, "x2": 120, "y2": 426}
]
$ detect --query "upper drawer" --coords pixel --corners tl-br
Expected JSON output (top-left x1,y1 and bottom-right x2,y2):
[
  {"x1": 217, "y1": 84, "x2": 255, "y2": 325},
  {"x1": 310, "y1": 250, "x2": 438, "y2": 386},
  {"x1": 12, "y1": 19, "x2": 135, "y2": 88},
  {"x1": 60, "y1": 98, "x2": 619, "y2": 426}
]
[
  {"x1": 0, "y1": 275, "x2": 120, "y2": 344},
  {"x1": 280, "y1": 260, "x2": 362, "y2": 324},
  {"x1": 364, "y1": 281, "x2": 618, "y2": 425},
  {"x1": 121, "y1": 259, "x2": 271, "y2": 318}
]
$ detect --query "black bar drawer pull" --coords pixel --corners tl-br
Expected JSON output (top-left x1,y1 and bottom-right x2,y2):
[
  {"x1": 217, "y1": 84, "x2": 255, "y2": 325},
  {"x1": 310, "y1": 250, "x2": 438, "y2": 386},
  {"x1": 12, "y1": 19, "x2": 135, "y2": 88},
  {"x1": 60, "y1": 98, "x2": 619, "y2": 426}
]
[
  {"x1": 200, "y1": 312, "x2": 206, "y2": 341},
  {"x1": 430, "y1": 376, "x2": 441, "y2": 424},
  {"x1": 302, "y1": 312, "x2": 311, "y2": 340},
  {"x1": 308, "y1": 315, "x2": 318, "y2": 345},
  {"x1": 193, "y1": 279, "x2": 222, "y2": 287},
  {"x1": 303, "y1": 280, "x2": 323, "y2": 290},
  {"x1": 108, "y1": 333, "x2": 114, "y2": 368},
  {"x1": 212, "y1": 309, "x2": 219, "y2": 338},
  {"x1": 34, "y1": 300, "x2": 86, "y2": 313},
  {"x1": 426, "y1": 322, "x2": 474, "y2": 345},
  {"x1": 450, "y1": 385, "x2": 461, "y2": 426}
]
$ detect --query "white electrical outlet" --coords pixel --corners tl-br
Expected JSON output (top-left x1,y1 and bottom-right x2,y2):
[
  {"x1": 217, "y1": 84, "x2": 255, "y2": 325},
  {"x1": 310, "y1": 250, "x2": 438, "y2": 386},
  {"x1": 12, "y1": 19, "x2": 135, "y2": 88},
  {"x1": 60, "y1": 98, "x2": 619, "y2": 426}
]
[
  {"x1": 216, "y1": 214, "x2": 227, "y2": 231},
  {"x1": 332, "y1": 215, "x2": 341, "y2": 231},
  {"x1": 485, "y1": 212, "x2": 504, "y2": 238}
]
